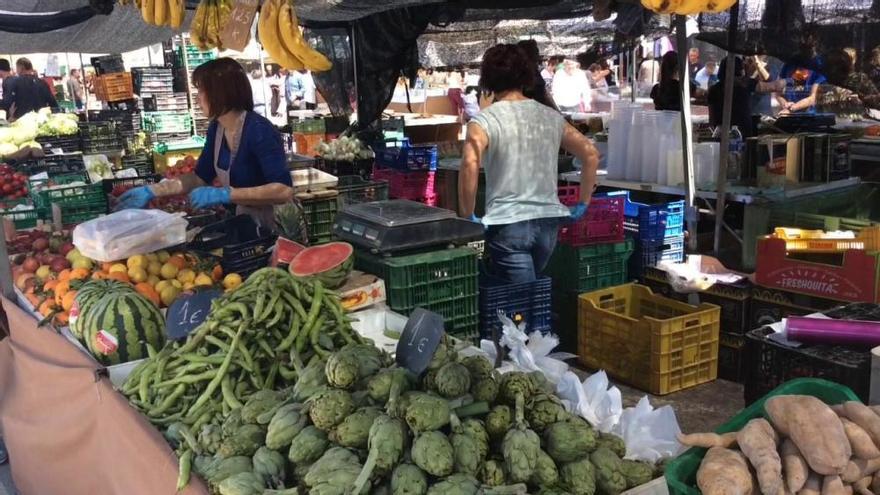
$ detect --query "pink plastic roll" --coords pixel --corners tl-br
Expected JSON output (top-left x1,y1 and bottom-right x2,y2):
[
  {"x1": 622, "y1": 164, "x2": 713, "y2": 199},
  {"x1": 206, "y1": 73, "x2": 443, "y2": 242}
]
[{"x1": 786, "y1": 316, "x2": 880, "y2": 346}]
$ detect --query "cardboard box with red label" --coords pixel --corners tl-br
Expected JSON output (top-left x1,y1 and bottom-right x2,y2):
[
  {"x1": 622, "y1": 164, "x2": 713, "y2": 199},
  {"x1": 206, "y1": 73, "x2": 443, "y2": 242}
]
[
  {"x1": 755, "y1": 236, "x2": 880, "y2": 303},
  {"x1": 338, "y1": 271, "x2": 386, "y2": 312}
]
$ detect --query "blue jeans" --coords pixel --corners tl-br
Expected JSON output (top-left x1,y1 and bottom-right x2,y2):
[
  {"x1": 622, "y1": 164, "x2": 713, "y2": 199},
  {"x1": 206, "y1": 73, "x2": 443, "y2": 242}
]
[{"x1": 485, "y1": 217, "x2": 561, "y2": 284}]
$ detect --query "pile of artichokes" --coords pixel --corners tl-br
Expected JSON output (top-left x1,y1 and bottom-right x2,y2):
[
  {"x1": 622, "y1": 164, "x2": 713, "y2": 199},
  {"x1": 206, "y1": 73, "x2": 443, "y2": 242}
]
[{"x1": 163, "y1": 332, "x2": 661, "y2": 494}]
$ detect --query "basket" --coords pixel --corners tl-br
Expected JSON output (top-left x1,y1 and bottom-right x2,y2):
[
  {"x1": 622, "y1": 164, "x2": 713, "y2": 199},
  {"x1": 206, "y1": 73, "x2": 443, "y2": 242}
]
[
  {"x1": 629, "y1": 235, "x2": 685, "y2": 278},
  {"x1": 301, "y1": 194, "x2": 339, "y2": 245},
  {"x1": 578, "y1": 283, "x2": 721, "y2": 395},
  {"x1": 664, "y1": 378, "x2": 860, "y2": 495},
  {"x1": 558, "y1": 186, "x2": 626, "y2": 246},
  {"x1": 93, "y1": 72, "x2": 134, "y2": 102},
  {"x1": 603, "y1": 191, "x2": 685, "y2": 242},
  {"x1": 718, "y1": 332, "x2": 746, "y2": 383},
  {"x1": 772, "y1": 226, "x2": 880, "y2": 253},
  {"x1": 544, "y1": 239, "x2": 634, "y2": 293},
  {"x1": 120, "y1": 153, "x2": 155, "y2": 176},
  {"x1": 336, "y1": 175, "x2": 389, "y2": 209},
  {"x1": 479, "y1": 277, "x2": 552, "y2": 339},
  {"x1": 375, "y1": 140, "x2": 438, "y2": 172}
]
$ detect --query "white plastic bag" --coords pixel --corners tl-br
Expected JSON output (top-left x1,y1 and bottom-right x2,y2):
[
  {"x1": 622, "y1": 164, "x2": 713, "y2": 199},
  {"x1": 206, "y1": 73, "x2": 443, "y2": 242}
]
[
  {"x1": 479, "y1": 312, "x2": 576, "y2": 384},
  {"x1": 613, "y1": 396, "x2": 683, "y2": 462},
  {"x1": 556, "y1": 370, "x2": 623, "y2": 433},
  {"x1": 73, "y1": 209, "x2": 188, "y2": 262},
  {"x1": 657, "y1": 255, "x2": 746, "y2": 294}
]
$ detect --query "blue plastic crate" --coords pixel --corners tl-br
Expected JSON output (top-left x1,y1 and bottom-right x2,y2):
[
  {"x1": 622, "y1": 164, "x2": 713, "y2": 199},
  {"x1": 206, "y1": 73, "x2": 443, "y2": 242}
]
[
  {"x1": 629, "y1": 235, "x2": 685, "y2": 278},
  {"x1": 374, "y1": 138, "x2": 438, "y2": 172},
  {"x1": 479, "y1": 277, "x2": 552, "y2": 339},
  {"x1": 603, "y1": 191, "x2": 685, "y2": 242}
]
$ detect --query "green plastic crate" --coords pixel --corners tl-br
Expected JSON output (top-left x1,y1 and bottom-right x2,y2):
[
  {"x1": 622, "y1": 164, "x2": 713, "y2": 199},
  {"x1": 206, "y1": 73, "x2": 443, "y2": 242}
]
[
  {"x1": 665, "y1": 378, "x2": 860, "y2": 495},
  {"x1": 1, "y1": 204, "x2": 42, "y2": 229},
  {"x1": 544, "y1": 239, "x2": 634, "y2": 293},
  {"x1": 59, "y1": 200, "x2": 107, "y2": 225},
  {"x1": 29, "y1": 175, "x2": 103, "y2": 210},
  {"x1": 302, "y1": 196, "x2": 338, "y2": 245}
]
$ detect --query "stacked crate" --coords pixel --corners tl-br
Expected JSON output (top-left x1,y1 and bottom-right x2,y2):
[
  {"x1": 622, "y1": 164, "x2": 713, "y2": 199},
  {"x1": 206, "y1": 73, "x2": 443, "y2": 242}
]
[
  {"x1": 371, "y1": 138, "x2": 438, "y2": 205},
  {"x1": 178, "y1": 36, "x2": 216, "y2": 137},
  {"x1": 605, "y1": 191, "x2": 686, "y2": 278}
]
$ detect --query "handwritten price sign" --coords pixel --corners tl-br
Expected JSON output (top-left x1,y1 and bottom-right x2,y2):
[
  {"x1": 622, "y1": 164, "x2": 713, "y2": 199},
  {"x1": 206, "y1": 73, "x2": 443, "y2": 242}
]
[
  {"x1": 220, "y1": 0, "x2": 260, "y2": 52},
  {"x1": 165, "y1": 289, "x2": 223, "y2": 340},
  {"x1": 395, "y1": 308, "x2": 445, "y2": 375}
]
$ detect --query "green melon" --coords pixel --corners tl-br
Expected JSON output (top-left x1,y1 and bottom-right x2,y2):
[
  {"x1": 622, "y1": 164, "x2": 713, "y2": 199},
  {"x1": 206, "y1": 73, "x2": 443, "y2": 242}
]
[
  {"x1": 70, "y1": 280, "x2": 134, "y2": 340},
  {"x1": 81, "y1": 290, "x2": 165, "y2": 365},
  {"x1": 288, "y1": 242, "x2": 354, "y2": 289}
]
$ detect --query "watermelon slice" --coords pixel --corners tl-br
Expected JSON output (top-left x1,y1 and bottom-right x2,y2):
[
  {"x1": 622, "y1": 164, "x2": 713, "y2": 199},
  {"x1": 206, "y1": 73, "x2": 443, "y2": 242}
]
[{"x1": 289, "y1": 242, "x2": 354, "y2": 289}]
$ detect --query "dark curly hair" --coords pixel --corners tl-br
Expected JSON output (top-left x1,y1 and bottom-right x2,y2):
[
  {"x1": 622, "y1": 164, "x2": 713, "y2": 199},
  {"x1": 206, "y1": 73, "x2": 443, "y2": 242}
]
[{"x1": 479, "y1": 44, "x2": 536, "y2": 94}]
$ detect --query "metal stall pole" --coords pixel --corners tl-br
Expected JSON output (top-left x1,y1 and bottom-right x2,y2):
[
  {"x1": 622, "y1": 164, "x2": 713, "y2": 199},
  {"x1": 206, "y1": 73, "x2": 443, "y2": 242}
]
[
  {"x1": 631, "y1": 43, "x2": 638, "y2": 102},
  {"x1": 713, "y1": 3, "x2": 740, "y2": 255},
  {"x1": 79, "y1": 53, "x2": 89, "y2": 119},
  {"x1": 351, "y1": 24, "x2": 360, "y2": 124},
  {"x1": 675, "y1": 16, "x2": 698, "y2": 252},
  {"x1": 258, "y1": 46, "x2": 270, "y2": 119}
]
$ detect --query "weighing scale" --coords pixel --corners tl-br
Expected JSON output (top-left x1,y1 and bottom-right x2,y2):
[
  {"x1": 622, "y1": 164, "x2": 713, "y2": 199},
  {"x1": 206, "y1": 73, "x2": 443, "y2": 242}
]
[{"x1": 333, "y1": 200, "x2": 484, "y2": 254}]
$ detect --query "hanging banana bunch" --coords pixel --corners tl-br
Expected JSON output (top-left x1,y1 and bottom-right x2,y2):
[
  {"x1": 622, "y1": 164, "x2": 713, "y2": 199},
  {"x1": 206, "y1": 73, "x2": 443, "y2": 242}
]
[
  {"x1": 640, "y1": 0, "x2": 736, "y2": 15},
  {"x1": 258, "y1": 0, "x2": 333, "y2": 72},
  {"x1": 130, "y1": 0, "x2": 186, "y2": 29},
  {"x1": 189, "y1": 0, "x2": 232, "y2": 51}
]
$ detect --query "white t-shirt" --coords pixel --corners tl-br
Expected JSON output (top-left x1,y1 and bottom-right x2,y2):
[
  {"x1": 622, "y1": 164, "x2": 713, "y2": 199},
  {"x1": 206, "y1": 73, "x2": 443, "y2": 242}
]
[{"x1": 552, "y1": 69, "x2": 591, "y2": 110}]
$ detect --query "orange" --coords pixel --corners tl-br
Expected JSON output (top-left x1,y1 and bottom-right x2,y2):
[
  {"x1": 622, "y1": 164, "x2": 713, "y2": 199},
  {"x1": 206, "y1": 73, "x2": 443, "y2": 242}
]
[
  {"x1": 25, "y1": 293, "x2": 40, "y2": 308},
  {"x1": 54, "y1": 279, "x2": 71, "y2": 307},
  {"x1": 54, "y1": 311, "x2": 69, "y2": 326},
  {"x1": 38, "y1": 299, "x2": 56, "y2": 317},
  {"x1": 168, "y1": 254, "x2": 187, "y2": 270},
  {"x1": 100, "y1": 262, "x2": 115, "y2": 273},
  {"x1": 91, "y1": 271, "x2": 109, "y2": 280},
  {"x1": 69, "y1": 268, "x2": 90, "y2": 280},
  {"x1": 61, "y1": 290, "x2": 77, "y2": 312},
  {"x1": 43, "y1": 279, "x2": 59, "y2": 293},
  {"x1": 57, "y1": 269, "x2": 71, "y2": 282},
  {"x1": 212, "y1": 264, "x2": 223, "y2": 282},
  {"x1": 107, "y1": 271, "x2": 131, "y2": 284},
  {"x1": 134, "y1": 282, "x2": 161, "y2": 307}
]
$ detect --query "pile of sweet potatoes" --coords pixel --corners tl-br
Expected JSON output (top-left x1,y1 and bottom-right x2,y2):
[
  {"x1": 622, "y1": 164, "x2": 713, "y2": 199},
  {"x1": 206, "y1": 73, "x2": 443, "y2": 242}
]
[{"x1": 681, "y1": 395, "x2": 880, "y2": 495}]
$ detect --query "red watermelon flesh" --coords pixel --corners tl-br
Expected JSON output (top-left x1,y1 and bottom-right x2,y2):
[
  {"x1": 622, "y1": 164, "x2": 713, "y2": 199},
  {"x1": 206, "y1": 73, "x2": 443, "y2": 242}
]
[{"x1": 289, "y1": 242, "x2": 354, "y2": 289}]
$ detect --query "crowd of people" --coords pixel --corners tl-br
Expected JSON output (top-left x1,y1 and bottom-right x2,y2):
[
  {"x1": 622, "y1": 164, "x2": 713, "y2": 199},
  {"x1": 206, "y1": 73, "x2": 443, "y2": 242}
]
[{"x1": 246, "y1": 64, "x2": 316, "y2": 126}]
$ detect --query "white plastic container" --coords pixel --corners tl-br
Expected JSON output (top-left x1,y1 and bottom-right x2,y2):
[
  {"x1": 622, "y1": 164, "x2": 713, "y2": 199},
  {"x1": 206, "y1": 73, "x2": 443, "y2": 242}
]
[
  {"x1": 349, "y1": 305, "x2": 408, "y2": 356},
  {"x1": 290, "y1": 167, "x2": 338, "y2": 193}
]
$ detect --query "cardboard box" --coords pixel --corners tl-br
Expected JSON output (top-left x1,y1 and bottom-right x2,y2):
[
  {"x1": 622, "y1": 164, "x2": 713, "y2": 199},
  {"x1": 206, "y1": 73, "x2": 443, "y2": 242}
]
[
  {"x1": 757, "y1": 135, "x2": 801, "y2": 187},
  {"x1": 339, "y1": 271, "x2": 386, "y2": 312}
]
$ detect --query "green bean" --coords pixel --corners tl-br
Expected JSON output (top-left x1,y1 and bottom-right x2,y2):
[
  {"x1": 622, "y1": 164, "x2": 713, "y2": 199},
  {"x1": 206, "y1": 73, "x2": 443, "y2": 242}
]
[
  {"x1": 214, "y1": 325, "x2": 237, "y2": 340},
  {"x1": 265, "y1": 304, "x2": 286, "y2": 329},
  {"x1": 259, "y1": 293, "x2": 281, "y2": 322},
  {"x1": 204, "y1": 335, "x2": 231, "y2": 352},
  {"x1": 264, "y1": 361, "x2": 279, "y2": 389},
  {"x1": 256, "y1": 337, "x2": 275, "y2": 358},
  {"x1": 187, "y1": 323, "x2": 244, "y2": 416},
  {"x1": 253, "y1": 293, "x2": 266, "y2": 321},
  {"x1": 278, "y1": 365, "x2": 297, "y2": 381},
  {"x1": 171, "y1": 362, "x2": 211, "y2": 378},
  {"x1": 138, "y1": 361, "x2": 155, "y2": 404},
  {"x1": 179, "y1": 353, "x2": 226, "y2": 365},
  {"x1": 276, "y1": 314, "x2": 300, "y2": 352},
  {"x1": 178, "y1": 424, "x2": 201, "y2": 455},
  {"x1": 176, "y1": 449, "x2": 193, "y2": 491},
  {"x1": 149, "y1": 412, "x2": 184, "y2": 426},
  {"x1": 221, "y1": 374, "x2": 243, "y2": 410},
  {"x1": 149, "y1": 384, "x2": 187, "y2": 417},
  {"x1": 191, "y1": 408, "x2": 214, "y2": 432},
  {"x1": 145, "y1": 342, "x2": 158, "y2": 359},
  {"x1": 123, "y1": 359, "x2": 151, "y2": 394},
  {"x1": 156, "y1": 369, "x2": 217, "y2": 388},
  {"x1": 281, "y1": 292, "x2": 309, "y2": 321},
  {"x1": 215, "y1": 302, "x2": 249, "y2": 320},
  {"x1": 309, "y1": 314, "x2": 329, "y2": 357}
]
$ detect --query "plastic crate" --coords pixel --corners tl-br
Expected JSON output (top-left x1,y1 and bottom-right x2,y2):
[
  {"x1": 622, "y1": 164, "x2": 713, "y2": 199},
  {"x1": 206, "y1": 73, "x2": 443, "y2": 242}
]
[
  {"x1": 317, "y1": 159, "x2": 374, "y2": 181},
  {"x1": 35, "y1": 135, "x2": 81, "y2": 153},
  {"x1": 379, "y1": 169, "x2": 436, "y2": 202},
  {"x1": 293, "y1": 132, "x2": 325, "y2": 157},
  {"x1": 629, "y1": 235, "x2": 685, "y2": 279},
  {"x1": 791, "y1": 212, "x2": 874, "y2": 232},
  {"x1": 479, "y1": 277, "x2": 552, "y2": 339},
  {"x1": 102, "y1": 175, "x2": 161, "y2": 196},
  {"x1": 301, "y1": 194, "x2": 339, "y2": 245},
  {"x1": 603, "y1": 191, "x2": 685, "y2": 241},
  {"x1": 21, "y1": 154, "x2": 86, "y2": 176},
  {"x1": 355, "y1": 247, "x2": 479, "y2": 338},
  {"x1": 578, "y1": 283, "x2": 721, "y2": 395},
  {"x1": 544, "y1": 239, "x2": 634, "y2": 293},
  {"x1": 375, "y1": 139, "x2": 438, "y2": 172},
  {"x1": 665, "y1": 378, "x2": 860, "y2": 495},
  {"x1": 189, "y1": 215, "x2": 276, "y2": 265},
  {"x1": 58, "y1": 200, "x2": 107, "y2": 225},
  {"x1": 336, "y1": 175, "x2": 389, "y2": 209},
  {"x1": 82, "y1": 135, "x2": 124, "y2": 153},
  {"x1": 772, "y1": 226, "x2": 880, "y2": 253},
  {"x1": 551, "y1": 290, "x2": 579, "y2": 354},
  {"x1": 749, "y1": 286, "x2": 842, "y2": 330},
  {"x1": 1, "y1": 204, "x2": 41, "y2": 229},
  {"x1": 557, "y1": 186, "x2": 626, "y2": 246},
  {"x1": 143, "y1": 112, "x2": 192, "y2": 134},
  {"x1": 120, "y1": 153, "x2": 155, "y2": 176},
  {"x1": 29, "y1": 176, "x2": 104, "y2": 209},
  {"x1": 93, "y1": 72, "x2": 134, "y2": 102},
  {"x1": 718, "y1": 331, "x2": 745, "y2": 383}
]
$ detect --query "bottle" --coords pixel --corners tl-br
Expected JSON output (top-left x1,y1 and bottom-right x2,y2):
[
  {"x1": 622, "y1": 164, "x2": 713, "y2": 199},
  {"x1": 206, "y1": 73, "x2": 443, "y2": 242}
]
[{"x1": 728, "y1": 125, "x2": 743, "y2": 182}]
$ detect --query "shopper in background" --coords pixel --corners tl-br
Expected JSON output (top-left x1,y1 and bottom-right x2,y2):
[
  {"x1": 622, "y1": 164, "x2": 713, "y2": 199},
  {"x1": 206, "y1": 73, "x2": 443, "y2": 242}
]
[
  {"x1": 0, "y1": 59, "x2": 12, "y2": 102},
  {"x1": 459, "y1": 44, "x2": 600, "y2": 284},
  {"x1": 869, "y1": 47, "x2": 880, "y2": 89},
  {"x1": 776, "y1": 64, "x2": 825, "y2": 114},
  {"x1": 116, "y1": 58, "x2": 293, "y2": 229},
  {"x1": 0, "y1": 58, "x2": 57, "y2": 120},
  {"x1": 462, "y1": 85, "x2": 481, "y2": 122},
  {"x1": 447, "y1": 68, "x2": 464, "y2": 89},
  {"x1": 746, "y1": 55, "x2": 773, "y2": 114},
  {"x1": 638, "y1": 53, "x2": 660, "y2": 97},
  {"x1": 651, "y1": 51, "x2": 695, "y2": 111},
  {"x1": 694, "y1": 60, "x2": 719, "y2": 90},
  {"x1": 286, "y1": 69, "x2": 317, "y2": 110},
  {"x1": 541, "y1": 55, "x2": 562, "y2": 88},
  {"x1": 708, "y1": 57, "x2": 786, "y2": 138},
  {"x1": 552, "y1": 60, "x2": 592, "y2": 112},
  {"x1": 688, "y1": 47, "x2": 702, "y2": 82},
  {"x1": 66, "y1": 69, "x2": 85, "y2": 110}
]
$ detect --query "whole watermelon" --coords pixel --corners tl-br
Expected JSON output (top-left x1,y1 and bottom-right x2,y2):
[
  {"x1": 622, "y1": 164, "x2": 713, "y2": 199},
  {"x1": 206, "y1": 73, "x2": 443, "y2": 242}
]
[
  {"x1": 70, "y1": 280, "x2": 134, "y2": 340},
  {"x1": 80, "y1": 290, "x2": 165, "y2": 365}
]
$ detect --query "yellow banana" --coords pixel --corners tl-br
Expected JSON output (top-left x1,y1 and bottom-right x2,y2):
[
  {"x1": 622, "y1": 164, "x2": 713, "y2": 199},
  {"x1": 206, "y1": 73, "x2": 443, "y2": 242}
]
[
  {"x1": 258, "y1": 0, "x2": 302, "y2": 70},
  {"x1": 705, "y1": 0, "x2": 737, "y2": 13},
  {"x1": 189, "y1": 1, "x2": 208, "y2": 49},
  {"x1": 141, "y1": 0, "x2": 155, "y2": 24},
  {"x1": 277, "y1": 0, "x2": 332, "y2": 72},
  {"x1": 674, "y1": 0, "x2": 703, "y2": 15},
  {"x1": 169, "y1": 0, "x2": 184, "y2": 29},
  {"x1": 154, "y1": 0, "x2": 167, "y2": 26}
]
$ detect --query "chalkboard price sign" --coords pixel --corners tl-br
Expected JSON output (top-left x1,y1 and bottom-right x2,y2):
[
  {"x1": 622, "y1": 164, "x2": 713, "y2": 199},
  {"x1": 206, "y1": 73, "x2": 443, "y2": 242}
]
[
  {"x1": 166, "y1": 289, "x2": 223, "y2": 341},
  {"x1": 220, "y1": 0, "x2": 260, "y2": 53},
  {"x1": 395, "y1": 308, "x2": 445, "y2": 375}
]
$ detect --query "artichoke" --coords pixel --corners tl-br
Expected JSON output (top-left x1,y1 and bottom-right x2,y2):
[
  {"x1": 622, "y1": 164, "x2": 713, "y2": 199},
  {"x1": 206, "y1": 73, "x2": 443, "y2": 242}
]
[
  {"x1": 405, "y1": 393, "x2": 450, "y2": 432},
  {"x1": 450, "y1": 415, "x2": 485, "y2": 476},
  {"x1": 329, "y1": 406, "x2": 382, "y2": 449},
  {"x1": 325, "y1": 350, "x2": 361, "y2": 389},
  {"x1": 222, "y1": 409, "x2": 245, "y2": 437},
  {"x1": 482, "y1": 459, "x2": 507, "y2": 486},
  {"x1": 538, "y1": 489, "x2": 574, "y2": 495},
  {"x1": 528, "y1": 371, "x2": 556, "y2": 395},
  {"x1": 194, "y1": 455, "x2": 252, "y2": 485},
  {"x1": 427, "y1": 336, "x2": 456, "y2": 371},
  {"x1": 502, "y1": 393, "x2": 541, "y2": 483},
  {"x1": 472, "y1": 376, "x2": 499, "y2": 403},
  {"x1": 498, "y1": 372, "x2": 535, "y2": 405},
  {"x1": 461, "y1": 418, "x2": 490, "y2": 459},
  {"x1": 308, "y1": 388, "x2": 354, "y2": 431},
  {"x1": 292, "y1": 357, "x2": 328, "y2": 402},
  {"x1": 434, "y1": 362, "x2": 471, "y2": 398},
  {"x1": 391, "y1": 463, "x2": 428, "y2": 495},
  {"x1": 530, "y1": 449, "x2": 560, "y2": 487},
  {"x1": 263, "y1": 490, "x2": 300, "y2": 495},
  {"x1": 197, "y1": 424, "x2": 223, "y2": 454},
  {"x1": 352, "y1": 415, "x2": 409, "y2": 493},
  {"x1": 412, "y1": 431, "x2": 454, "y2": 477},
  {"x1": 620, "y1": 459, "x2": 654, "y2": 488},
  {"x1": 344, "y1": 343, "x2": 391, "y2": 378},
  {"x1": 253, "y1": 446, "x2": 286, "y2": 489},
  {"x1": 288, "y1": 425, "x2": 329, "y2": 465},
  {"x1": 596, "y1": 432, "x2": 627, "y2": 459},
  {"x1": 368, "y1": 368, "x2": 414, "y2": 404},
  {"x1": 265, "y1": 403, "x2": 308, "y2": 450},
  {"x1": 460, "y1": 354, "x2": 494, "y2": 381},
  {"x1": 526, "y1": 393, "x2": 569, "y2": 432},
  {"x1": 389, "y1": 391, "x2": 429, "y2": 420},
  {"x1": 422, "y1": 368, "x2": 439, "y2": 393},
  {"x1": 218, "y1": 423, "x2": 266, "y2": 458},
  {"x1": 559, "y1": 458, "x2": 596, "y2": 495},
  {"x1": 591, "y1": 447, "x2": 627, "y2": 495},
  {"x1": 217, "y1": 471, "x2": 265, "y2": 495},
  {"x1": 427, "y1": 473, "x2": 481, "y2": 495},
  {"x1": 486, "y1": 405, "x2": 513, "y2": 441},
  {"x1": 240, "y1": 389, "x2": 285, "y2": 424},
  {"x1": 310, "y1": 463, "x2": 365, "y2": 495},
  {"x1": 303, "y1": 447, "x2": 362, "y2": 487},
  {"x1": 543, "y1": 419, "x2": 597, "y2": 464}
]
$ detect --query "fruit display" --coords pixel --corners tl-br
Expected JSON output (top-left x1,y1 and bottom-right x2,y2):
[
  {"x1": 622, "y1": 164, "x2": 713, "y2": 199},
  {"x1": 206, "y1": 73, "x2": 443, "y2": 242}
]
[
  {"x1": 640, "y1": 0, "x2": 737, "y2": 15},
  {"x1": 165, "y1": 155, "x2": 197, "y2": 179},
  {"x1": 122, "y1": 0, "x2": 186, "y2": 29},
  {"x1": 681, "y1": 396, "x2": 880, "y2": 495},
  {"x1": 0, "y1": 110, "x2": 71, "y2": 157},
  {"x1": 288, "y1": 242, "x2": 353, "y2": 289},
  {"x1": 0, "y1": 164, "x2": 32, "y2": 201},
  {"x1": 189, "y1": 0, "x2": 233, "y2": 50},
  {"x1": 257, "y1": 0, "x2": 333, "y2": 72},
  {"x1": 316, "y1": 136, "x2": 375, "y2": 162}
]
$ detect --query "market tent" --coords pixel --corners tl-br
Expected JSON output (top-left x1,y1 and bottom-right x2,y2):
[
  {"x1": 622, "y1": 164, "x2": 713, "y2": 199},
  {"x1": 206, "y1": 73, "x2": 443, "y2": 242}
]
[{"x1": 294, "y1": 0, "x2": 592, "y2": 23}]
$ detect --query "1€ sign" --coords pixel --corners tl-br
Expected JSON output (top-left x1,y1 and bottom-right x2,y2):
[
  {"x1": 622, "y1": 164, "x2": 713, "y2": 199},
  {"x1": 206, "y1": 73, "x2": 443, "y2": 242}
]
[
  {"x1": 395, "y1": 308, "x2": 445, "y2": 375},
  {"x1": 166, "y1": 289, "x2": 223, "y2": 340}
]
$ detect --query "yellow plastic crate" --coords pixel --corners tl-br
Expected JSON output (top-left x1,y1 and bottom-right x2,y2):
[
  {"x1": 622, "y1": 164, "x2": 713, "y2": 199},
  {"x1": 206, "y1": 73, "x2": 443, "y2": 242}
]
[
  {"x1": 578, "y1": 283, "x2": 721, "y2": 395},
  {"x1": 773, "y1": 226, "x2": 880, "y2": 253}
]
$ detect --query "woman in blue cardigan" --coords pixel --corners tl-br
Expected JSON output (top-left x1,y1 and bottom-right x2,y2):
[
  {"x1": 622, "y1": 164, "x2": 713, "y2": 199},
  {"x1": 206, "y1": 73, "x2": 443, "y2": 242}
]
[{"x1": 117, "y1": 58, "x2": 293, "y2": 228}]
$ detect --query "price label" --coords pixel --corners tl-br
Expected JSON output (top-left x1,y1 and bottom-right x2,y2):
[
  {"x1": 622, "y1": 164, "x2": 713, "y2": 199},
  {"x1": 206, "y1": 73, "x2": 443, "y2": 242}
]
[
  {"x1": 165, "y1": 289, "x2": 223, "y2": 340},
  {"x1": 395, "y1": 308, "x2": 444, "y2": 375},
  {"x1": 220, "y1": 0, "x2": 260, "y2": 53}
]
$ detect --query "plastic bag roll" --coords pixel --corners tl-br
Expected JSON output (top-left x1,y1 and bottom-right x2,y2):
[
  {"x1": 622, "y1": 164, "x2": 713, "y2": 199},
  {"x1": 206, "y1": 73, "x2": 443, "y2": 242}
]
[{"x1": 786, "y1": 316, "x2": 880, "y2": 346}]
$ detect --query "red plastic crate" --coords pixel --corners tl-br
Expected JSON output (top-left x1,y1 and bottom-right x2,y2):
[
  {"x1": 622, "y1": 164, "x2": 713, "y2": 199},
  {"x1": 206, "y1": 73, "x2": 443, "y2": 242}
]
[
  {"x1": 373, "y1": 166, "x2": 436, "y2": 202},
  {"x1": 557, "y1": 186, "x2": 625, "y2": 246}
]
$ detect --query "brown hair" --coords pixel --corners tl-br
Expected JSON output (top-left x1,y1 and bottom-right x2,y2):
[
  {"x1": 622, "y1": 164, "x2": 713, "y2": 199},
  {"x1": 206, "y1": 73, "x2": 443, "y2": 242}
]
[
  {"x1": 191, "y1": 57, "x2": 253, "y2": 119},
  {"x1": 479, "y1": 44, "x2": 535, "y2": 94},
  {"x1": 15, "y1": 57, "x2": 33, "y2": 72}
]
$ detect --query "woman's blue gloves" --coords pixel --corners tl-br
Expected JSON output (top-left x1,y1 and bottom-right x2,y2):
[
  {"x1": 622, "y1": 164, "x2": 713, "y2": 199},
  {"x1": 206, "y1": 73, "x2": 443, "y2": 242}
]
[
  {"x1": 569, "y1": 202, "x2": 588, "y2": 221},
  {"x1": 115, "y1": 186, "x2": 155, "y2": 210},
  {"x1": 190, "y1": 187, "x2": 231, "y2": 209}
]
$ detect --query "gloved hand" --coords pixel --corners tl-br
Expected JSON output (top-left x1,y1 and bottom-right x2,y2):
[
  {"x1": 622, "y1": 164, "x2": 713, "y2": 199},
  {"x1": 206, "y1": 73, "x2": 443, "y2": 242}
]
[
  {"x1": 569, "y1": 202, "x2": 588, "y2": 221},
  {"x1": 190, "y1": 186, "x2": 231, "y2": 209},
  {"x1": 115, "y1": 186, "x2": 154, "y2": 210},
  {"x1": 469, "y1": 213, "x2": 482, "y2": 224}
]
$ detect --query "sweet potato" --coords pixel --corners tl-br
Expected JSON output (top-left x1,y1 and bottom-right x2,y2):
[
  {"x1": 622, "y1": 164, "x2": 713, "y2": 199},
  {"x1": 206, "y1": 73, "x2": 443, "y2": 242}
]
[
  {"x1": 843, "y1": 402, "x2": 880, "y2": 447},
  {"x1": 780, "y1": 438, "x2": 809, "y2": 493},
  {"x1": 823, "y1": 475, "x2": 849, "y2": 495},
  {"x1": 842, "y1": 458, "x2": 880, "y2": 483},
  {"x1": 697, "y1": 447, "x2": 756, "y2": 495},
  {"x1": 853, "y1": 476, "x2": 873, "y2": 495},
  {"x1": 841, "y1": 418, "x2": 880, "y2": 460},
  {"x1": 737, "y1": 418, "x2": 783, "y2": 495},
  {"x1": 677, "y1": 432, "x2": 738, "y2": 449},
  {"x1": 797, "y1": 472, "x2": 821, "y2": 495},
  {"x1": 764, "y1": 395, "x2": 852, "y2": 475}
]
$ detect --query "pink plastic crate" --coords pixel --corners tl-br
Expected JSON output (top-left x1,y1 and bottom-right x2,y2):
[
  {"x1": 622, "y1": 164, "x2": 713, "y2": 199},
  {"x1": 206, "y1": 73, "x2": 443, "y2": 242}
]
[
  {"x1": 379, "y1": 168, "x2": 435, "y2": 202},
  {"x1": 372, "y1": 166, "x2": 393, "y2": 182},
  {"x1": 557, "y1": 186, "x2": 626, "y2": 246}
]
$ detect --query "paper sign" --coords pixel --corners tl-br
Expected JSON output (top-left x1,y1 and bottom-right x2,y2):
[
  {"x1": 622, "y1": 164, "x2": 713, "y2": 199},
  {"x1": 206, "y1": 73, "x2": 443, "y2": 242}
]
[
  {"x1": 166, "y1": 289, "x2": 223, "y2": 340},
  {"x1": 395, "y1": 308, "x2": 444, "y2": 375},
  {"x1": 220, "y1": 0, "x2": 260, "y2": 53}
]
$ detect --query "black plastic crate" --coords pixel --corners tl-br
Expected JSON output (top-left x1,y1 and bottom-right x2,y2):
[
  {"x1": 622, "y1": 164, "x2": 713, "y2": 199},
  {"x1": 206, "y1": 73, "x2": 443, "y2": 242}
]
[
  {"x1": 718, "y1": 332, "x2": 745, "y2": 383},
  {"x1": 317, "y1": 158, "x2": 373, "y2": 181},
  {"x1": 223, "y1": 252, "x2": 270, "y2": 279},
  {"x1": 189, "y1": 214, "x2": 277, "y2": 265},
  {"x1": 749, "y1": 286, "x2": 842, "y2": 330},
  {"x1": 336, "y1": 175, "x2": 389, "y2": 209},
  {"x1": 102, "y1": 175, "x2": 161, "y2": 196},
  {"x1": 36, "y1": 135, "x2": 81, "y2": 153},
  {"x1": 21, "y1": 154, "x2": 86, "y2": 176},
  {"x1": 82, "y1": 135, "x2": 124, "y2": 153},
  {"x1": 551, "y1": 290, "x2": 579, "y2": 354},
  {"x1": 91, "y1": 55, "x2": 125, "y2": 74},
  {"x1": 479, "y1": 277, "x2": 552, "y2": 340}
]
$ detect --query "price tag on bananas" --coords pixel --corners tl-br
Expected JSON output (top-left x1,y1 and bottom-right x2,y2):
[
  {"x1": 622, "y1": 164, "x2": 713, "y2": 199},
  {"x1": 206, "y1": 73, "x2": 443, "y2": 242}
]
[
  {"x1": 396, "y1": 308, "x2": 444, "y2": 375},
  {"x1": 166, "y1": 289, "x2": 223, "y2": 340},
  {"x1": 221, "y1": 0, "x2": 260, "y2": 52}
]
